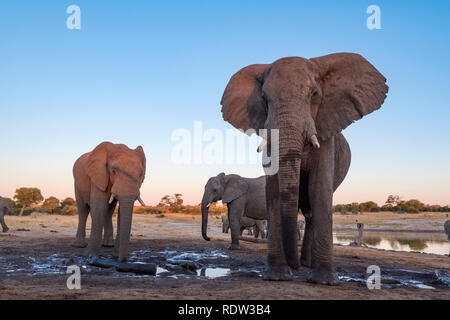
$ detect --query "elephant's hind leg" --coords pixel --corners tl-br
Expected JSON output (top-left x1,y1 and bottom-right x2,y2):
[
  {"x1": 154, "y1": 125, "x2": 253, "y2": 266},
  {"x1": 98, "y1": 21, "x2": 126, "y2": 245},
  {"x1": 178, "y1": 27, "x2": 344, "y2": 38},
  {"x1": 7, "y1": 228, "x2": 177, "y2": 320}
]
[
  {"x1": 0, "y1": 208, "x2": 9, "y2": 232},
  {"x1": 227, "y1": 198, "x2": 246, "y2": 250},
  {"x1": 72, "y1": 203, "x2": 89, "y2": 248},
  {"x1": 103, "y1": 200, "x2": 117, "y2": 247}
]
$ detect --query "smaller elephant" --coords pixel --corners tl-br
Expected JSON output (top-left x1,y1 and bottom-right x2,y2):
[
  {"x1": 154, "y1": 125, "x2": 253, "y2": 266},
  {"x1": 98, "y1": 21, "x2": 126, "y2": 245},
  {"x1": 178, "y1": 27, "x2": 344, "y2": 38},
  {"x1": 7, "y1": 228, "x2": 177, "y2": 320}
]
[
  {"x1": 297, "y1": 220, "x2": 305, "y2": 241},
  {"x1": 201, "y1": 173, "x2": 267, "y2": 249},
  {"x1": 222, "y1": 215, "x2": 230, "y2": 233},
  {"x1": 252, "y1": 220, "x2": 267, "y2": 239},
  {"x1": 444, "y1": 220, "x2": 450, "y2": 240},
  {"x1": 221, "y1": 215, "x2": 262, "y2": 237},
  {"x1": 72, "y1": 142, "x2": 146, "y2": 262},
  {"x1": 0, "y1": 196, "x2": 10, "y2": 232},
  {"x1": 240, "y1": 216, "x2": 266, "y2": 238}
]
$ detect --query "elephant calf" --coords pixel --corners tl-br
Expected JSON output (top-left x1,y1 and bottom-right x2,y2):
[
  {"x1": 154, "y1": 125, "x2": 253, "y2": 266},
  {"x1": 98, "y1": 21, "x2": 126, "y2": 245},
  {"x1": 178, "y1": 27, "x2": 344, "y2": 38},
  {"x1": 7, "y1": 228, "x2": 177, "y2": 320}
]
[
  {"x1": 202, "y1": 173, "x2": 267, "y2": 249},
  {"x1": 222, "y1": 214, "x2": 266, "y2": 238},
  {"x1": 0, "y1": 196, "x2": 10, "y2": 233},
  {"x1": 72, "y1": 142, "x2": 146, "y2": 262}
]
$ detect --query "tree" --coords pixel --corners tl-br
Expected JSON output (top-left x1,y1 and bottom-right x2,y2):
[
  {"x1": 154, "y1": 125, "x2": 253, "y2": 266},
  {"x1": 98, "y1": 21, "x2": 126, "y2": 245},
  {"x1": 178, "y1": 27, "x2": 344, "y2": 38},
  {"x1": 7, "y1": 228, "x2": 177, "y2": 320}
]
[
  {"x1": 359, "y1": 201, "x2": 379, "y2": 212},
  {"x1": 173, "y1": 193, "x2": 184, "y2": 207},
  {"x1": 158, "y1": 195, "x2": 172, "y2": 207},
  {"x1": 385, "y1": 195, "x2": 400, "y2": 207},
  {"x1": 42, "y1": 196, "x2": 60, "y2": 214},
  {"x1": 61, "y1": 197, "x2": 76, "y2": 207},
  {"x1": 14, "y1": 188, "x2": 44, "y2": 216},
  {"x1": 403, "y1": 199, "x2": 425, "y2": 213}
]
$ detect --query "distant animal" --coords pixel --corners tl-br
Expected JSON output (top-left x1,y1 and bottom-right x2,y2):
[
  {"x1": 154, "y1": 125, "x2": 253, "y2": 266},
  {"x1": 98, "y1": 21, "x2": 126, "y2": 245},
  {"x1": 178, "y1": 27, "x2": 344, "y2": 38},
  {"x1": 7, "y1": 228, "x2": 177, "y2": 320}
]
[
  {"x1": 253, "y1": 220, "x2": 268, "y2": 239},
  {"x1": 201, "y1": 173, "x2": 267, "y2": 249},
  {"x1": 297, "y1": 220, "x2": 305, "y2": 240},
  {"x1": 350, "y1": 223, "x2": 367, "y2": 247},
  {"x1": 72, "y1": 142, "x2": 146, "y2": 262},
  {"x1": 444, "y1": 220, "x2": 450, "y2": 240},
  {"x1": 0, "y1": 196, "x2": 10, "y2": 232},
  {"x1": 221, "y1": 215, "x2": 230, "y2": 233}
]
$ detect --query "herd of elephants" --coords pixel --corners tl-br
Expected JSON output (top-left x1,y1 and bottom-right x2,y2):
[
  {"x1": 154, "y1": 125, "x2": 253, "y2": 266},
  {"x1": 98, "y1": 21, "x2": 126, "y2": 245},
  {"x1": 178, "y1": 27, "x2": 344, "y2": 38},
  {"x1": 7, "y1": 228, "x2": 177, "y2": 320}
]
[{"x1": 4, "y1": 51, "x2": 423, "y2": 285}]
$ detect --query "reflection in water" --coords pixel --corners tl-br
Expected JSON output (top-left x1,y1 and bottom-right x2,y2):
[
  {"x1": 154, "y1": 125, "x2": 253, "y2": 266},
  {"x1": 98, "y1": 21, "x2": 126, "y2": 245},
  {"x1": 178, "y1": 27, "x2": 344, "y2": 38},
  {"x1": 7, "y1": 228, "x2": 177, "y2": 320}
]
[
  {"x1": 334, "y1": 231, "x2": 450, "y2": 255},
  {"x1": 197, "y1": 267, "x2": 230, "y2": 278}
]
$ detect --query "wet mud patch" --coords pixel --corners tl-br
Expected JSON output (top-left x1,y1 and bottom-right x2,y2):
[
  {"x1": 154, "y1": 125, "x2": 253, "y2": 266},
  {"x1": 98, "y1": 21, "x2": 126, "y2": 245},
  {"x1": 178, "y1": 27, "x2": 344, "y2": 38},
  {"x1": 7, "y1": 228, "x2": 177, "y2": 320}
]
[
  {"x1": 0, "y1": 246, "x2": 265, "y2": 280},
  {"x1": 336, "y1": 267, "x2": 450, "y2": 290},
  {"x1": 126, "y1": 247, "x2": 265, "y2": 279}
]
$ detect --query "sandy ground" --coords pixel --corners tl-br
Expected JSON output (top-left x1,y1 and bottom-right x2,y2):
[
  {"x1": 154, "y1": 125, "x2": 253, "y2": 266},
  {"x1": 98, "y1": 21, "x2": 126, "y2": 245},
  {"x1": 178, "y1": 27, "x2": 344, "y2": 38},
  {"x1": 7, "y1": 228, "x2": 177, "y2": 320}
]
[{"x1": 0, "y1": 213, "x2": 449, "y2": 300}]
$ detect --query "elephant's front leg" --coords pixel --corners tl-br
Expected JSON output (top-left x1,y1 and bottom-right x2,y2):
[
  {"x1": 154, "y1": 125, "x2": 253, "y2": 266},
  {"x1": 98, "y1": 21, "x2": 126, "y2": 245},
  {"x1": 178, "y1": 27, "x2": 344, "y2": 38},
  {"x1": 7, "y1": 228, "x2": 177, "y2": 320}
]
[
  {"x1": 103, "y1": 200, "x2": 117, "y2": 247},
  {"x1": 227, "y1": 198, "x2": 245, "y2": 250},
  {"x1": 85, "y1": 194, "x2": 108, "y2": 256},
  {"x1": 307, "y1": 137, "x2": 338, "y2": 285},
  {"x1": 264, "y1": 174, "x2": 292, "y2": 281}
]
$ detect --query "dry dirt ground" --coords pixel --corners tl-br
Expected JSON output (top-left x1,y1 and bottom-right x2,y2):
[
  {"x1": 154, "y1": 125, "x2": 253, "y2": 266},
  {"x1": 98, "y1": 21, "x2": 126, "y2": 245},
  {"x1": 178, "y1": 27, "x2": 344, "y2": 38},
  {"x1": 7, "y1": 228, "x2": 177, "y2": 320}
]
[{"x1": 0, "y1": 213, "x2": 449, "y2": 300}]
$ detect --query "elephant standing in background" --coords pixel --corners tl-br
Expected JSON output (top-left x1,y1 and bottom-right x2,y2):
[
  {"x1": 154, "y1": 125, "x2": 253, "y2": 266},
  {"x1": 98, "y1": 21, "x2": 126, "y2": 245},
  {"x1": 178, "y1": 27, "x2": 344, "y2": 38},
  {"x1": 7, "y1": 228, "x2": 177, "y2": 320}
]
[
  {"x1": 202, "y1": 173, "x2": 267, "y2": 249},
  {"x1": 221, "y1": 53, "x2": 388, "y2": 283},
  {"x1": 72, "y1": 142, "x2": 146, "y2": 262},
  {"x1": 0, "y1": 197, "x2": 10, "y2": 232},
  {"x1": 221, "y1": 215, "x2": 230, "y2": 233},
  {"x1": 444, "y1": 220, "x2": 450, "y2": 240}
]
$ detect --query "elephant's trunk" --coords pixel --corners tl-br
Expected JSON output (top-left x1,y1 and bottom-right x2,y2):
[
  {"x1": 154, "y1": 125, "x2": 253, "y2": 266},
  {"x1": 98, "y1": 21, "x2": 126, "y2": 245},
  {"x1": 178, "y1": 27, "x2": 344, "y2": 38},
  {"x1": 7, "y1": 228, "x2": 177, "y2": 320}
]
[
  {"x1": 276, "y1": 110, "x2": 315, "y2": 270},
  {"x1": 201, "y1": 195, "x2": 211, "y2": 241},
  {"x1": 117, "y1": 196, "x2": 135, "y2": 262}
]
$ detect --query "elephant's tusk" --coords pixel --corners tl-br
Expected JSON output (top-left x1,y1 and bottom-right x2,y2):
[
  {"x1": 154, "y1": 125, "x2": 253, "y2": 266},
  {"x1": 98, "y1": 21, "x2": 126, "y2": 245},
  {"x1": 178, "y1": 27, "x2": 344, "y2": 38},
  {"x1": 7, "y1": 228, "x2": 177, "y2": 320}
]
[
  {"x1": 257, "y1": 139, "x2": 268, "y2": 153},
  {"x1": 310, "y1": 135, "x2": 320, "y2": 149},
  {"x1": 109, "y1": 194, "x2": 116, "y2": 204},
  {"x1": 137, "y1": 196, "x2": 146, "y2": 207},
  {"x1": 206, "y1": 203, "x2": 211, "y2": 208}
]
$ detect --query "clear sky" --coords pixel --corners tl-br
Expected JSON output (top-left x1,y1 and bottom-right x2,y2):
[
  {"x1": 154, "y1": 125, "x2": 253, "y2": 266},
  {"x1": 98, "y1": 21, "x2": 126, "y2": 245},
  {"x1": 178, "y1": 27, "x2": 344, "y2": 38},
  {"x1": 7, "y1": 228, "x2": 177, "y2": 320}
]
[{"x1": 1, "y1": 0, "x2": 449, "y2": 206}]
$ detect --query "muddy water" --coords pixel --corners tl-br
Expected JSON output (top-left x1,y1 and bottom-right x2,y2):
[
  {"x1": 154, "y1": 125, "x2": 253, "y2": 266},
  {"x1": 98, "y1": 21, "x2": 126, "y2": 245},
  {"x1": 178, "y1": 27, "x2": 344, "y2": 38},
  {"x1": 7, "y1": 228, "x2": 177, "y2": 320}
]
[
  {"x1": 1, "y1": 245, "x2": 448, "y2": 290},
  {"x1": 333, "y1": 231, "x2": 450, "y2": 255}
]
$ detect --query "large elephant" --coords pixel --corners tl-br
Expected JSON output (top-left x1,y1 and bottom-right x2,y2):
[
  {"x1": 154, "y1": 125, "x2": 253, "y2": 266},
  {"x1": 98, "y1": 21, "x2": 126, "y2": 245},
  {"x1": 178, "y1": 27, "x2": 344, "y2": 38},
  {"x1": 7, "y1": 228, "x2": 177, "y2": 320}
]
[
  {"x1": 72, "y1": 142, "x2": 146, "y2": 262},
  {"x1": 0, "y1": 196, "x2": 10, "y2": 232},
  {"x1": 201, "y1": 173, "x2": 267, "y2": 249},
  {"x1": 220, "y1": 53, "x2": 388, "y2": 284}
]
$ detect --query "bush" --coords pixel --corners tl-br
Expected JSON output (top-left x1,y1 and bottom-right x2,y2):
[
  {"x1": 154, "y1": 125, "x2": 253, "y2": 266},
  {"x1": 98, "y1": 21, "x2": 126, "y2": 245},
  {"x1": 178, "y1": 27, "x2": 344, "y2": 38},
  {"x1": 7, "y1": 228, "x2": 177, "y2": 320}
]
[{"x1": 60, "y1": 205, "x2": 77, "y2": 215}]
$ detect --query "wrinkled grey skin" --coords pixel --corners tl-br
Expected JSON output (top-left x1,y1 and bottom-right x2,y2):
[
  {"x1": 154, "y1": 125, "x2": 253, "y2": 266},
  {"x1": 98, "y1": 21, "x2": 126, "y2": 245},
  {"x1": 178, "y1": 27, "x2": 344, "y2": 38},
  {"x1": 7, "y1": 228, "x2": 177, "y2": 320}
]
[
  {"x1": 202, "y1": 173, "x2": 267, "y2": 249},
  {"x1": 221, "y1": 53, "x2": 388, "y2": 284},
  {"x1": 0, "y1": 197, "x2": 10, "y2": 232},
  {"x1": 444, "y1": 220, "x2": 450, "y2": 240}
]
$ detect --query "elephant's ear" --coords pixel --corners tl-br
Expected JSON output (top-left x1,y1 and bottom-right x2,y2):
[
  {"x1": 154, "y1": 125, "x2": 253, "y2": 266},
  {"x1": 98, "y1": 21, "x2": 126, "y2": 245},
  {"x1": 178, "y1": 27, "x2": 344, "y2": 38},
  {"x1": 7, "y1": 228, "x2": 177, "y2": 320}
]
[
  {"x1": 86, "y1": 142, "x2": 111, "y2": 192},
  {"x1": 221, "y1": 64, "x2": 270, "y2": 133},
  {"x1": 135, "y1": 146, "x2": 146, "y2": 184},
  {"x1": 222, "y1": 175, "x2": 249, "y2": 204},
  {"x1": 311, "y1": 53, "x2": 388, "y2": 141}
]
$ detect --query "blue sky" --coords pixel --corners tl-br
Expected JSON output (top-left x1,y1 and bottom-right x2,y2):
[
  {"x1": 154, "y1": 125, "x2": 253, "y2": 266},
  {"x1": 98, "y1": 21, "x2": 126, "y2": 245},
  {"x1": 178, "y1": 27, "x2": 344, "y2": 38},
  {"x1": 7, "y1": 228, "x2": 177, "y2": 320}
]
[{"x1": 0, "y1": 0, "x2": 449, "y2": 205}]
